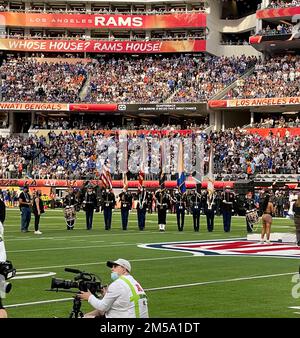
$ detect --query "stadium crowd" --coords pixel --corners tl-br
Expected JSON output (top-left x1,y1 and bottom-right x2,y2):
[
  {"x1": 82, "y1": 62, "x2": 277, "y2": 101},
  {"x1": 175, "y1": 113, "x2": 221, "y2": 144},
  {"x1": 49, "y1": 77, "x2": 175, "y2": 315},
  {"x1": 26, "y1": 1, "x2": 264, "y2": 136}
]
[
  {"x1": 267, "y1": 0, "x2": 300, "y2": 8},
  {"x1": 0, "y1": 127, "x2": 299, "y2": 181},
  {"x1": 225, "y1": 55, "x2": 300, "y2": 99},
  {"x1": 86, "y1": 54, "x2": 257, "y2": 103},
  {"x1": 0, "y1": 3, "x2": 206, "y2": 14},
  {"x1": 0, "y1": 58, "x2": 91, "y2": 103},
  {"x1": 246, "y1": 116, "x2": 300, "y2": 128},
  {"x1": 0, "y1": 54, "x2": 257, "y2": 104}
]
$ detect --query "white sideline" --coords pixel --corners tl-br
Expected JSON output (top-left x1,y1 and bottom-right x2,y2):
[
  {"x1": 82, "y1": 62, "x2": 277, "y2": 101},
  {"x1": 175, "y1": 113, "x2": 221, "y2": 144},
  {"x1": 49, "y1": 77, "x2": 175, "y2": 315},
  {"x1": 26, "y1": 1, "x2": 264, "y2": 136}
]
[{"x1": 5, "y1": 270, "x2": 296, "y2": 309}]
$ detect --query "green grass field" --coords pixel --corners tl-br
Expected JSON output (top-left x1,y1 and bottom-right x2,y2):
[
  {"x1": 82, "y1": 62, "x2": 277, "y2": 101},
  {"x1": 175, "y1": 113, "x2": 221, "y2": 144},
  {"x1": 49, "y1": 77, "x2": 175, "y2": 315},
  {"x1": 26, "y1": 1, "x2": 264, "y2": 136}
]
[{"x1": 2, "y1": 208, "x2": 299, "y2": 318}]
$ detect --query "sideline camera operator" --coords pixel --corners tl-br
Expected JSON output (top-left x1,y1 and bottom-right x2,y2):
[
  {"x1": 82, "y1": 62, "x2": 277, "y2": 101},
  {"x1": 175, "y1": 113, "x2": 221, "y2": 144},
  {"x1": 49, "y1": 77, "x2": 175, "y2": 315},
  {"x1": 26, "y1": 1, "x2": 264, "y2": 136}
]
[
  {"x1": 78, "y1": 258, "x2": 149, "y2": 318},
  {"x1": 0, "y1": 196, "x2": 16, "y2": 318}
]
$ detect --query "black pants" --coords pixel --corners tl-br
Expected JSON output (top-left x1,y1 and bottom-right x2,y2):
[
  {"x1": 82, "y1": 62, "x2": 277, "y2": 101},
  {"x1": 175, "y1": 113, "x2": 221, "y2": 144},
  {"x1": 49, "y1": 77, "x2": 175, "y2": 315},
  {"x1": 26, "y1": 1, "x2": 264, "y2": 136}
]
[
  {"x1": 85, "y1": 209, "x2": 94, "y2": 230},
  {"x1": 206, "y1": 210, "x2": 215, "y2": 232},
  {"x1": 192, "y1": 209, "x2": 200, "y2": 231},
  {"x1": 121, "y1": 208, "x2": 129, "y2": 230},
  {"x1": 176, "y1": 207, "x2": 185, "y2": 231},
  {"x1": 34, "y1": 214, "x2": 40, "y2": 231},
  {"x1": 103, "y1": 207, "x2": 112, "y2": 230},
  {"x1": 223, "y1": 211, "x2": 232, "y2": 232},
  {"x1": 158, "y1": 208, "x2": 167, "y2": 225},
  {"x1": 137, "y1": 208, "x2": 146, "y2": 230}
]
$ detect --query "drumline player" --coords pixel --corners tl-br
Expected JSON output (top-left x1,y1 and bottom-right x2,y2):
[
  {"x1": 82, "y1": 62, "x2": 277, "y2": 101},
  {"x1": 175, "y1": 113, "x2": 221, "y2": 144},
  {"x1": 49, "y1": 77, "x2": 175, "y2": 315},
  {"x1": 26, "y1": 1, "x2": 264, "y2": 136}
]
[
  {"x1": 243, "y1": 191, "x2": 259, "y2": 233},
  {"x1": 63, "y1": 187, "x2": 78, "y2": 230}
]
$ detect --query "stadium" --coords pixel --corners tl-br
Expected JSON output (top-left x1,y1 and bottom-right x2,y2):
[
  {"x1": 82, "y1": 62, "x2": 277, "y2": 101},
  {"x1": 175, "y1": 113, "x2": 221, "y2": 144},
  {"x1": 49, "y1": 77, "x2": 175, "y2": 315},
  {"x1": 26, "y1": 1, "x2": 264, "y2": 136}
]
[{"x1": 0, "y1": 0, "x2": 299, "y2": 322}]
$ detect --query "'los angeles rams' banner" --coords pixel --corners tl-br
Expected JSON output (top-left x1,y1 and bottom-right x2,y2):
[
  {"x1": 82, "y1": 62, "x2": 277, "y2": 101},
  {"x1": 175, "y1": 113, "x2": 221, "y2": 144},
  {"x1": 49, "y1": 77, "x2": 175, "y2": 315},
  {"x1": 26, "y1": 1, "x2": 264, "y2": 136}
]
[{"x1": 0, "y1": 38, "x2": 206, "y2": 53}]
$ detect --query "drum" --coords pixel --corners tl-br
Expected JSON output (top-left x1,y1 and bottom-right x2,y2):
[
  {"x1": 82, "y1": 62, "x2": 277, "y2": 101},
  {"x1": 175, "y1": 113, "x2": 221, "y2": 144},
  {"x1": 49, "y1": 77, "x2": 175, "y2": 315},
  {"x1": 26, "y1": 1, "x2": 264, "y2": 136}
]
[
  {"x1": 246, "y1": 209, "x2": 259, "y2": 230},
  {"x1": 64, "y1": 206, "x2": 76, "y2": 222}
]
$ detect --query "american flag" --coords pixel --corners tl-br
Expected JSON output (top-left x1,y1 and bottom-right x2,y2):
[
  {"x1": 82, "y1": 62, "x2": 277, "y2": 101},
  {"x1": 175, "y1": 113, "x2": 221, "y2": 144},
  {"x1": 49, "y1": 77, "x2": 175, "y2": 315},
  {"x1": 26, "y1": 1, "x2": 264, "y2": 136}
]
[
  {"x1": 138, "y1": 170, "x2": 145, "y2": 191},
  {"x1": 207, "y1": 146, "x2": 214, "y2": 194},
  {"x1": 123, "y1": 172, "x2": 128, "y2": 190},
  {"x1": 100, "y1": 159, "x2": 112, "y2": 189},
  {"x1": 176, "y1": 141, "x2": 186, "y2": 193}
]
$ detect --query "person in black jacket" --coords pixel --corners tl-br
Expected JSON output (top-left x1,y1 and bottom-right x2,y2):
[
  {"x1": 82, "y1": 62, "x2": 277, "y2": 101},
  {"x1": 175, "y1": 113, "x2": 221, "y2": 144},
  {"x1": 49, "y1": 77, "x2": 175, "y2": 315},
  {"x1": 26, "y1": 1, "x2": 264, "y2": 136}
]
[
  {"x1": 221, "y1": 188, "x2": 235, "y2": 232},
  {"x1": 82, "y1": 184, "x2": 98, "y2": 230},
  {"x1": 118, "y1": 188, "x2": 133, "y2": 230},
  {"x1": 32, "y1": 190, "x2": 44, "y2": 235},
  {"x1": 293, "y1": 195, "x2": 300, "y2": 246},
  {"x1": 0, "y1": 196, "x2": 5, "y2": 224},
  {"x1": 101, "y1": 188, "x2": 116, "y2": 230},
  {"x1": 136, "y1": 187, "x2": 151, "y2": 231},
  {"x1": 63, "y1": 187, "x2": 78, "y2": 230},
  {"x1": 243, "y1": 191, "x2": 258, "y2": 233},
  {"x1": 19, "y1": 185, "x2": 32, "y2": 233}
]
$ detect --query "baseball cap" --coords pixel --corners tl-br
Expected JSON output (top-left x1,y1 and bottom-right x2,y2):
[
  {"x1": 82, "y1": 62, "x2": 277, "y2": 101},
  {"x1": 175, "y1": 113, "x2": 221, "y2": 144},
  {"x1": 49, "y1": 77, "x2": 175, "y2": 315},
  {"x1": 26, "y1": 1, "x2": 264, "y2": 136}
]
[{"x1": 106, "y1": 258, "x2": 131, "y2": 272}]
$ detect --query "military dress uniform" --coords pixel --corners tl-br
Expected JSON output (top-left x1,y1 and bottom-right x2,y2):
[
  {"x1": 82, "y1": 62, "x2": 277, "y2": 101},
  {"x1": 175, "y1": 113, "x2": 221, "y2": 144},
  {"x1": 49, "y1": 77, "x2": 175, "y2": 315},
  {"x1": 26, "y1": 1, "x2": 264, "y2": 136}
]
[
  {"x1": 82, "y1": 188, "x2": 98, "y2": 230},
  {"x1": 221, "y1": 190, "x2": 235, "y2": 232},
  {"x1": 101, "y1": 190, "x2": 116, "y2": 230},
  {"x1": 173, "y1": 190, "x2": 187, "y2": 232},
  {"x1": 136, "y1": 188, "x2": 150, "y2": 231},
  {"x1": 155, "y1": 189, "x2": 170, "y2": 232},
  {"x1": 119, "y1": 190, "x2": 133, "y2": 230},
  {"x1": 203, "y1": 191, "x2": 216, "y2": 232},
  {"x1": 190, "y1": 190, "x2": 202, "y2": 232}
]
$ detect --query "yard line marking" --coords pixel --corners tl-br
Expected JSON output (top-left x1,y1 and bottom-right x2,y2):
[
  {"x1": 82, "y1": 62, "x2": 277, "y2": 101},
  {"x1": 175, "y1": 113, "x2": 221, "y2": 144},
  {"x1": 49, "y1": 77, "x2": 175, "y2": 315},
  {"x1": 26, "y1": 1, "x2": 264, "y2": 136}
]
[
  {"x1": 7, "y1": 243, "x2": 138, "y2": 253},
  {"x1": 17, "y1": 255, "x2": 194, "y2": 271},
  {"x1": 146, "y1": 271, "x2": 297, "y2": 292},
  {"x1": 5, "y1": 298, "x2": 73, "y2": 308},
  {"x1": 4, "y1": 231, "x2": 160, "y2": 241},
  {"x1": 5, "y1": 270, "x2": 296, "y2": 309}
]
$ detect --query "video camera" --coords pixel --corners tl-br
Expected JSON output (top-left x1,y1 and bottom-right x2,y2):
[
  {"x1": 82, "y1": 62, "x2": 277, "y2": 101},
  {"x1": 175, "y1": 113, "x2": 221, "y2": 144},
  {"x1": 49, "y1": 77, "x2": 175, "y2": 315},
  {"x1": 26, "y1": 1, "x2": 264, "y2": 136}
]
[
  {"x1": 51, "y1": 268, "x2": 102, "y2": 295},
  {"x1": 0, "y1": 260, "x2": 16, "y2": 294}
]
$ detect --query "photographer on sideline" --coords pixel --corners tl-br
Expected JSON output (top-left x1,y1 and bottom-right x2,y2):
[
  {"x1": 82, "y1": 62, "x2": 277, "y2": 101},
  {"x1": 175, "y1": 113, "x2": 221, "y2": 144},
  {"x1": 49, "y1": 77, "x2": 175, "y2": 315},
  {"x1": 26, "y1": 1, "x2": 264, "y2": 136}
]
[{"x1": 78, "y1": 258, "x2": 149, "y2": 318}]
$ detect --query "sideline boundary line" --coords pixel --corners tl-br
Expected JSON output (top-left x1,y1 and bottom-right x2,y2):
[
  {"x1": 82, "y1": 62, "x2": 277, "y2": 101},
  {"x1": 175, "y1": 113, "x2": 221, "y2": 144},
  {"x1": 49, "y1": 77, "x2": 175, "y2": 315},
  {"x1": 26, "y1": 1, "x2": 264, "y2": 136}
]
[{"x1": 6, "y1": 270, "x2": 296, "y2": 308}]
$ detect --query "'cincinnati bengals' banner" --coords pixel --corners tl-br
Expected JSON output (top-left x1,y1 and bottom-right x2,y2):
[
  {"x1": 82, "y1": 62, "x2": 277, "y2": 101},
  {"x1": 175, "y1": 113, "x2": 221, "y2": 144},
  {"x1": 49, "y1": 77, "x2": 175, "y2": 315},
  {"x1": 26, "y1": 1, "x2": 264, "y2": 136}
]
[
  {"x1": 0, "y1": 12, "x2": 206, "y2": 29},
  {"x1": 0, "y1": 38, "x2": 206, "y2": 53},
  {"x1": 0, "y1": 102, "x2": 68, "y2": 111}
]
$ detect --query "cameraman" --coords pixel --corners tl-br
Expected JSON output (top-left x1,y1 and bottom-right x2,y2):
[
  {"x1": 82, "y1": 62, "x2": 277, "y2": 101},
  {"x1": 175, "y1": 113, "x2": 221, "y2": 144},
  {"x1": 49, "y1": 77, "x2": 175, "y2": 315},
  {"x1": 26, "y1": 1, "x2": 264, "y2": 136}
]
[{"x1": 78, "y1": 258, "x2": 149, "y2": 318}]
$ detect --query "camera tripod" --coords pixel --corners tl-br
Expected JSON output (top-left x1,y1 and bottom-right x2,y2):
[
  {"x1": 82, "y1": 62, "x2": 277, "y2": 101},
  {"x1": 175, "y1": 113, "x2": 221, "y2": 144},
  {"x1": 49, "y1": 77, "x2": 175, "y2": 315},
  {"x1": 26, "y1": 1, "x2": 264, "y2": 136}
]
[{"x1": 69, "y1": 294, "x2": 84, "y2": 318}]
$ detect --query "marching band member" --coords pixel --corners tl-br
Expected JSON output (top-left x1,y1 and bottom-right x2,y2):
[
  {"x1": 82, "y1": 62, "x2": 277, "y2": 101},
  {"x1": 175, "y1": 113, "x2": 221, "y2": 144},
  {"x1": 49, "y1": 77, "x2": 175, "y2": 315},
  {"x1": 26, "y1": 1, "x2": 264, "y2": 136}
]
[
  {"x1": 203, "y1": 190, "x2": 216, "y2": 232},
  {"x1": 243, "y1": 191, "x2": 258, "y2": 233},
  {"x1": 190, "y1": 188, "x2": 202, "y2": 232},
  {"x1": 221, "y1": 187, "x2": 235, "y2": 232},
  {"x1": 172, "y1": 188, "x2": 187, "y2": 232},
  {"x1": 101, "y1": 188, "x2": 116, "y2": 230},
  {"x1": 82, "y1": 184, "x2": 98, "y2": 230},
  {"x1": 118, "y1": 187, "x2": 133, "y2": 231},
  {"x1": 154, "y1": 188, "x2": 170, "y2": 232},
  {"x1": 136, "y1": 187, "x2": 151, "y2": 231},
  {"x1": 63, "y1": 186, "x2": 78, "y2": 230}
]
